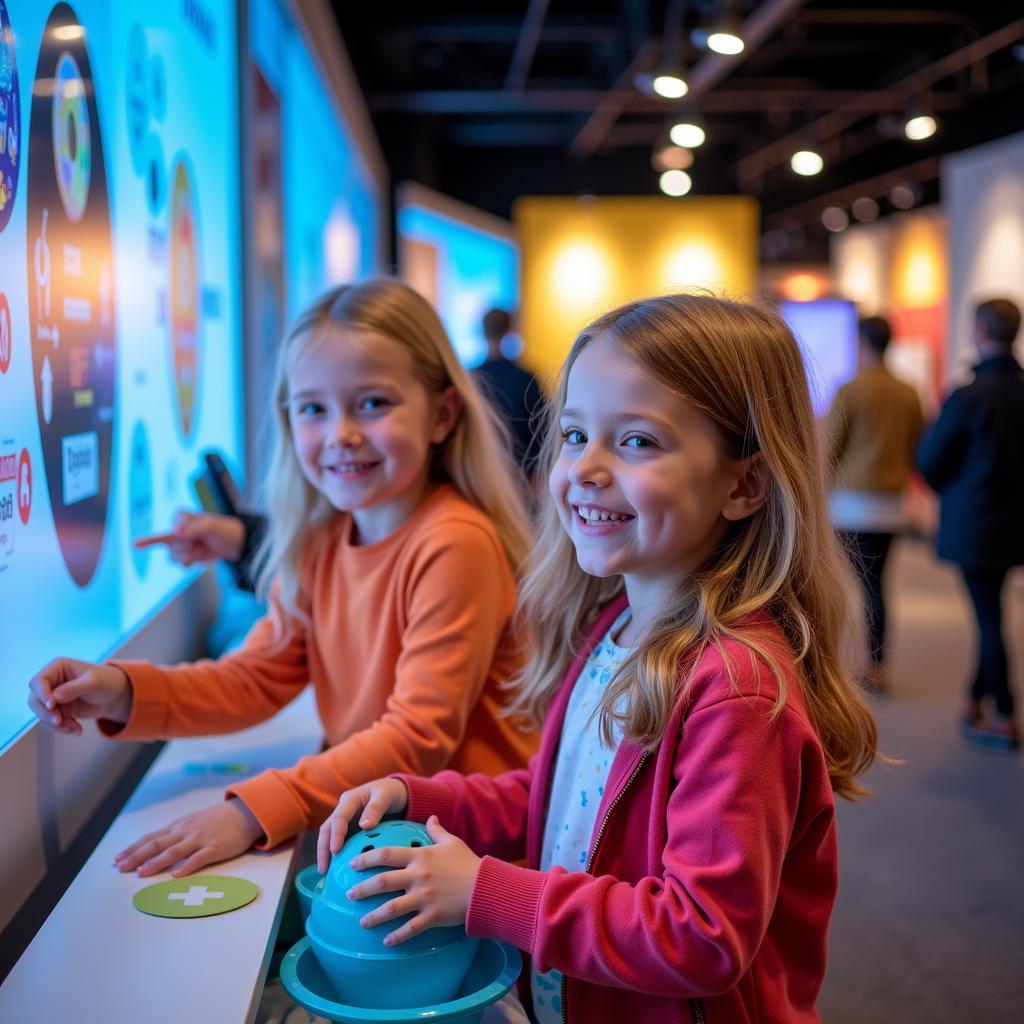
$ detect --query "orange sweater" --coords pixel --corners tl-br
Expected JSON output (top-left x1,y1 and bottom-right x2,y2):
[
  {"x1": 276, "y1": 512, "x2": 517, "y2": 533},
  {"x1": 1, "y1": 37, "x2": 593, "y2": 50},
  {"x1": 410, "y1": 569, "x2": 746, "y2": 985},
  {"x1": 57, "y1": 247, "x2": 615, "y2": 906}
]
[{"x1": 106, "y1": 485, "x2": 537, "y2": 848}]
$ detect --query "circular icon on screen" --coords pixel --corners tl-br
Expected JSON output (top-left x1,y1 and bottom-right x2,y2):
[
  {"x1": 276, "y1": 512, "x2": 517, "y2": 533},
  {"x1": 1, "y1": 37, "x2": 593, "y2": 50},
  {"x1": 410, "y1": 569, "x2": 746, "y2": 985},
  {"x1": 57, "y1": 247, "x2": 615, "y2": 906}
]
[
  {"x1": 0, "y1": 1, "x2": 21, "y2": 232},
  {"x1": 124, "y1": 23, "x2": 148, "y2": 176},
  {"x1": 52, "y1": 50, "x2": 92, "y2": 223},
  {"x1": 27, "y1": 3, "x2": 116, "y2": 587},
  {"x1": 170, "y1": 154, "x2": 201, "y2": 440},
  {"x1": 128, "y1": 421, "x2": 153, "y2": 578},
  {"x1": 0, "y1": 291, "x2": 11, "y2": 374},
  {"x1": 17, "y1": 447, "x2": 30, "y2": 524}
]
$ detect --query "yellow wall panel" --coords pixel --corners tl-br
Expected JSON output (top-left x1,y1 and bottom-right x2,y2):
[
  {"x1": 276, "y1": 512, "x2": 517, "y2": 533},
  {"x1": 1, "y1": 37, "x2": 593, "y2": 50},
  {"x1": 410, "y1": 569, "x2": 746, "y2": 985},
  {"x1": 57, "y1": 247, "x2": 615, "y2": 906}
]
[{"x1": 514, "y1": 196, "x2": 759, "y2": 380}]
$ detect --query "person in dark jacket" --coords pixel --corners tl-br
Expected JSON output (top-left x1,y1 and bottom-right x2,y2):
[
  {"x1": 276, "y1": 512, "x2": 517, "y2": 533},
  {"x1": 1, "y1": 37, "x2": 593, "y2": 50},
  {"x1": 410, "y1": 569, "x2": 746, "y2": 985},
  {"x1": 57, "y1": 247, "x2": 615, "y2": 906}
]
[
  {"x1": 917, "y1": 298, "x2": 1024, "y2": 753},
  {"x1": 472, "y1": 308, "x2": 545, "y2": 479}
]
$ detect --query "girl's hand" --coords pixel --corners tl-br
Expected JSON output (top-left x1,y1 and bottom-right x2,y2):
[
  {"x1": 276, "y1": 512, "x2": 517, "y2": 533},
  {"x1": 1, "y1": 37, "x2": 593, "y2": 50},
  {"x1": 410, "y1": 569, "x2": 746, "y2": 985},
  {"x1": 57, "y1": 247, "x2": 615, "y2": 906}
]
[
  {"x1": 134, "y1": 510, "x2": 247, "y2": 567},
  {"x1": 115, "y1": 798, "x2": 264, "y2": 877},
  {"x1": 317, "y1": 777, "x2": 409, "y2": 873},
  {"x1": 27, "y1": 659, "x2": 132, "y2": 735},
  {"x1": 347, "y1": 815, "x2": 481, "y2": 946}
]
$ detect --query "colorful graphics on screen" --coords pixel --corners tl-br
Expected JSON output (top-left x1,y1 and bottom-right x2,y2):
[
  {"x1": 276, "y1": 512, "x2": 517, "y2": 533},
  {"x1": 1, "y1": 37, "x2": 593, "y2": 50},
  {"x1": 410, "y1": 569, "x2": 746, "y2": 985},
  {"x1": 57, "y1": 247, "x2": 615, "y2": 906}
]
[
  {"x1": 0, "y1": 1, "x2": 20, "y2": 231},
  {"x1": 170, "y1": 155, "x2": 200, "y2": 439},
  {"x1": 0, "y1": 0, "x2": 243, "y2": 752},
  {"x1": 26, "y1": 3, "x2": 115, "y2": 587}
]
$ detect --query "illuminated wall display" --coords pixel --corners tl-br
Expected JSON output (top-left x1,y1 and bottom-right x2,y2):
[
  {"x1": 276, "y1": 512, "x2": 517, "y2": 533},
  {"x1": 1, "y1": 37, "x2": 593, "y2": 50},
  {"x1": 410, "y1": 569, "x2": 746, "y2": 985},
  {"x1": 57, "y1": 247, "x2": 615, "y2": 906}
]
[
  {"x1": 945, "y1": 131, "x2": 1024, "y2": 376},
  {"x1": 0, "y1": 0, "x2": 243, "y2": 749},
  {"x1": 515, "y1": 195, "x2": 758, "y2": 378},
  {"x1": 397, "y1": 182, "x2": 519, "y2": 367}
]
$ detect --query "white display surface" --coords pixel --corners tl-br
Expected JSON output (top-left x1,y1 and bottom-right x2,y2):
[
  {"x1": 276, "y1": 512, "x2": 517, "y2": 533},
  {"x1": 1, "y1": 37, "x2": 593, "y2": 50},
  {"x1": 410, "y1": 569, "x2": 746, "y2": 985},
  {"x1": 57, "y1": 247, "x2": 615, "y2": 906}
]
[{"x1": 0, "y1": 689, "x2": 322, "y2": 1024}]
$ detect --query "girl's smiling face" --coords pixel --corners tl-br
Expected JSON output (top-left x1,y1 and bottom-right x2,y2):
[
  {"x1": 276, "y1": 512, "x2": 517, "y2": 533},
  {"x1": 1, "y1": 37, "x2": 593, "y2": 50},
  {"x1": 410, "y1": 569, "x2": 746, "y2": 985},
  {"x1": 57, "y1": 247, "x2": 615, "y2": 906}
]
[
  {"x1": 287, "y1": 327, "x2": 457, "y2": 543},
  {"x1": 550, "y1": 334, "x2": 743, "y2": 592}
]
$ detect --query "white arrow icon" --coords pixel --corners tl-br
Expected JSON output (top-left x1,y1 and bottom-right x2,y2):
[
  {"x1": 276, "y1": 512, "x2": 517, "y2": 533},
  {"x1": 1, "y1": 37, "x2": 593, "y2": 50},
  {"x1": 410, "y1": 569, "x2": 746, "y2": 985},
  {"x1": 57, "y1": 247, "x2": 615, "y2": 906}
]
[{"x1": 41, "y1": 356, "x2": 53, "y2": 423}]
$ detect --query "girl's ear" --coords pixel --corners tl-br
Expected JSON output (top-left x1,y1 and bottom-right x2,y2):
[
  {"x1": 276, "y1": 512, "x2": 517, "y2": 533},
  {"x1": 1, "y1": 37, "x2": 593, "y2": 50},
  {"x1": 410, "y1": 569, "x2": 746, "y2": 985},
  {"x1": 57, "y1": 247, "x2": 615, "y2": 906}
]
[
  {"x1": 430, "y1": 386, "x2": 463, "y2": 445},
  {"x1": 722, "y1": 453, "x2": 771, "y2": 522}
]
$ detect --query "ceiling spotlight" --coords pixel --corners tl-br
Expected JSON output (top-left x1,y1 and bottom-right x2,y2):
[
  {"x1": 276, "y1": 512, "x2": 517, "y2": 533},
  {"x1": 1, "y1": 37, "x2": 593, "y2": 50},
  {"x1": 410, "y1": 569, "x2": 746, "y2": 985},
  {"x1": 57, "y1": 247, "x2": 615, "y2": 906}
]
[
  {"x1": 652, "y1": 144, "x2": 694, "y2": 172},
  {"x1": 694, "y1": 4, "x2": 745, "y2": 55},
  {"x1": 851, "y1": 197, "x2": 880, "y2": 223},
  {"x1": 822, "y1": 207, "x2": 849, "y2": 232},
  {"x1": 904, "y1": 113, "x2": 937, "y2": 141},
  {"x1": 660, "y1": 169, "x2": 693, "y2": 197},
  {"x1": 652, "y1": 71, "x2": 688, "y2": 99},
  {"x1": 669, "y1": 120, "x2": 706, "y2": 149},
  {"x1": 890, "y1": 182, "x2": 919, "y2": 210},
  {"x1": 791, "y1": 149, "x2": 824, "y2": 176}
]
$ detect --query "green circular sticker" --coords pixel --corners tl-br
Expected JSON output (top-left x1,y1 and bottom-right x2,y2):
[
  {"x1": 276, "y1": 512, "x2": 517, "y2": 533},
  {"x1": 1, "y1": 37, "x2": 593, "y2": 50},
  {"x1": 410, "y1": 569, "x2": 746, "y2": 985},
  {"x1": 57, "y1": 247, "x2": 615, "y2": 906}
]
[{"x1": 132, "y1": 875, "x2": 259, "y2": 919}]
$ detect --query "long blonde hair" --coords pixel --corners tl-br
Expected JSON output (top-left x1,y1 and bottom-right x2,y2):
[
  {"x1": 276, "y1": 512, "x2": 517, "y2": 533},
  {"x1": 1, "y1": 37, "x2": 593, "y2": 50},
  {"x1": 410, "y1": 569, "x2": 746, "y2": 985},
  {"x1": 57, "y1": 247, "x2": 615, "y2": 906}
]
[
  {"x1": 255, "y1": 278, "x2": 533, "y2": 628},
  {"x1": 509, "y1": 293, "x2": 878, "y2": 799}
]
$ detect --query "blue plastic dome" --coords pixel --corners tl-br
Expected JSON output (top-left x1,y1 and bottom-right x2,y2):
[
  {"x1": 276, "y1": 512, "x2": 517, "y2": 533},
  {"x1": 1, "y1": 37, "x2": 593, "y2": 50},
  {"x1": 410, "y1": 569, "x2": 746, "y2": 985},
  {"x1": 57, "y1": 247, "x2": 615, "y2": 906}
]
[{"x1": 306, "y1": 820, "x2": 479, "y2": 1009}]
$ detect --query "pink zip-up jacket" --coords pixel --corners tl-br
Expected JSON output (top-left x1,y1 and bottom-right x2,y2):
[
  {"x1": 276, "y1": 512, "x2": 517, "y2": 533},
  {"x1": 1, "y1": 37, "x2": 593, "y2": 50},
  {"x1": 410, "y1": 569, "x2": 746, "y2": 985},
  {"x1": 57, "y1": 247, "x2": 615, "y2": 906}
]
[{"x1": 399, "y1": 594, "x2": 838, "y2": 1023}]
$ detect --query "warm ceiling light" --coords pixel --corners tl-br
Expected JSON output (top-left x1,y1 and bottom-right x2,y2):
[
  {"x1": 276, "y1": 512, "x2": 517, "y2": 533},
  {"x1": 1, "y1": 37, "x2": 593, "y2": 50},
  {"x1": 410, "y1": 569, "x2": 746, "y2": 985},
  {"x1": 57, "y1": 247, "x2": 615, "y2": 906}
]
[
  {"x1": 890, "y1": 183, "x2": 918, "y2": 210},
  {"x1": 904, "y1": 114, "x2": 937, "y2": 141},
  {"x1": 659, "y1": 170, "x2": 693, "y2": 197},
  {"x1": 822, "y1": 207, "x2": 849, "y2": 232},
  {"x1": 851, "y1": 197, "x2": 880, "y2": 222},
  {"x1": 652, "y1": 73, "x2": 688, "y2": 99},
  {"x1": 791, "y1": 149, "x2": 824, "y2": 176},
  {"x1": 669, "y1": 121, "x2": 706, "y2": 149},
  {"x1": 651, "y1": 144, "x2": 694, "y2": 172},
  {"x1": 706, "y1": 29, "x2": 744, "y2": 55}
]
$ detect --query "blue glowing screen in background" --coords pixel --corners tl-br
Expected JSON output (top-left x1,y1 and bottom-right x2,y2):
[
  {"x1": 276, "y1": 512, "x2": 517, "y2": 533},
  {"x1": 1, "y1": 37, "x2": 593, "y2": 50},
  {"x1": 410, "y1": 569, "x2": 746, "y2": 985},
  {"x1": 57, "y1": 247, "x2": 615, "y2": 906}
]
[
  {"x1": 781, "y1": 299, "x2": 860, "y2": 418},
  {"x1": 397, "y1": 203, "x2": 519, "y2": 367}
]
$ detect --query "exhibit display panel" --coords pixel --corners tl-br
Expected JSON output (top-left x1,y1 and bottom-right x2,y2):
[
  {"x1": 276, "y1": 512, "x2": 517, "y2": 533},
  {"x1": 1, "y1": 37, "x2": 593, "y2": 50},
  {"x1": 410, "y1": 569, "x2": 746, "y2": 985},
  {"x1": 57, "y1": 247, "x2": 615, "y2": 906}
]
[
  {"x1": 0, "y1": 0, "x2": 244, "y2": 750},
  {"x1": 780, "y1": 298, "x2": 859, "y2": 418},
  {"x1": 398, "y1": 183, "x2": 519, "y2": 367},
  {"x1": 250, "y1": 0, "x2": 381, "y2": 326}
]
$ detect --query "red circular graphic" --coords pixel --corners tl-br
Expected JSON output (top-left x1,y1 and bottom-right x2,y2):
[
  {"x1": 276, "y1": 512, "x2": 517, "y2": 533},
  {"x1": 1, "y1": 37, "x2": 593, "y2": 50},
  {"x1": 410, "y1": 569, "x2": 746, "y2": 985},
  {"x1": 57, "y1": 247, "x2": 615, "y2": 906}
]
[
  {"x1": 17, "y1": 447, "x2": 31, "y2": 524},
  {"x1": 0, "y1": 292, "x2": 10, "y2": 374}
]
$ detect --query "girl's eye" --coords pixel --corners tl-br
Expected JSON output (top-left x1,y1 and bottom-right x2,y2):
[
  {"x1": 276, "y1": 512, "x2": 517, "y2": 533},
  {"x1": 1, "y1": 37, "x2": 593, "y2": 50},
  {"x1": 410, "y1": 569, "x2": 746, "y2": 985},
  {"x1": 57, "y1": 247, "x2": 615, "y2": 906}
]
[
  {"x1": 295, "y1": 401, "x2": 325, "y2": 416},
  {"x1": 359, "y1": 396, "x2": 390, "y2": 412},
  {"x1": 561, "y1": 428, "x2": 586, "y2": 445},
  {"x1": 623, "y1": 434, "x2": 655, "y2": 449}
]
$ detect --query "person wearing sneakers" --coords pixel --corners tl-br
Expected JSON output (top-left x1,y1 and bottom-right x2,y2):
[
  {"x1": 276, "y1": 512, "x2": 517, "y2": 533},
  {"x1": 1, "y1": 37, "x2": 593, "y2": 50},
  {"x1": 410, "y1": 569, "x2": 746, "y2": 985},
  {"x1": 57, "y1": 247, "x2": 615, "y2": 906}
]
[
  {"x1": 917, "y1": 298, "x2": 1024, "y2": 753},
  {"x1": 824, "y1": 316, "x2": 923, "y2": 696}
]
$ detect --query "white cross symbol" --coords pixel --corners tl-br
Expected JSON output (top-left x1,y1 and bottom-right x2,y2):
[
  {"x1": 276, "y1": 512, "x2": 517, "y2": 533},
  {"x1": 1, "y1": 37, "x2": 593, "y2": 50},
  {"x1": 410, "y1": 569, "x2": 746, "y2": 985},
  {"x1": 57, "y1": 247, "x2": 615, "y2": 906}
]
[{"x1": 168, "y1": 885, "x2": 225, "y2": 907}]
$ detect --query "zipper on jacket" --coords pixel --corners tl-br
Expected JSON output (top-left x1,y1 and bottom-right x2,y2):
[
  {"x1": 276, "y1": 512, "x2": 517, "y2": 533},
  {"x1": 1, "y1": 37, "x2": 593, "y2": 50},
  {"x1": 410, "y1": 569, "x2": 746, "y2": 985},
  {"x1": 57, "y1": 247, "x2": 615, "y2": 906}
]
[
  {"x1": 690, "y1": 997, "x2": 707, "y2": 1023},
  {"x1": 559, "y1": 752, "x2": 650, "y2": 1024}
]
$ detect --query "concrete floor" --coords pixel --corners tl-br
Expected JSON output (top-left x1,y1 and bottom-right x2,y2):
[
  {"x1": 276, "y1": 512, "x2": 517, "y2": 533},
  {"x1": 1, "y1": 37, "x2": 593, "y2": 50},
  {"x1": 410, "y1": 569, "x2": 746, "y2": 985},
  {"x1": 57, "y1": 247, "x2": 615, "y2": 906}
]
[{"x1": 820, "y1": 539, "x2": 1024, "y2": 1022}]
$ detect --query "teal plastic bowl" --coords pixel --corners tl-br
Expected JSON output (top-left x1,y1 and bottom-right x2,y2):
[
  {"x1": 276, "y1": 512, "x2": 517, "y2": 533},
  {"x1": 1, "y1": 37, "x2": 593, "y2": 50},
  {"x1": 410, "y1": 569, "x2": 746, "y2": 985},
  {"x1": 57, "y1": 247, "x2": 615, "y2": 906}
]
[
  {"x1": 307, "y1": 821, "x2": 479, "y2": 1009},
  {"x1": 294, "y1": 864, "x2": 322, "y2": 923},
  {"x1": 281, "y1": 936, "x2": 521, "y2": 1024}
]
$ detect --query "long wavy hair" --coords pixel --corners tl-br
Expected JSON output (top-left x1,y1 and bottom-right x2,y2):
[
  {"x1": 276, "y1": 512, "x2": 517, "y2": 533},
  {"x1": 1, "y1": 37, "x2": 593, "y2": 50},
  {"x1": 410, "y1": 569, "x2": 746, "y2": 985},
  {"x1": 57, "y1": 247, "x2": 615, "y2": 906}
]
[
  {"x1": 255, "y1": 278, "x2": 533, "y2": 630},
  {"x1": 508, "y1": 293, "x2": 878, "y2": 799}
]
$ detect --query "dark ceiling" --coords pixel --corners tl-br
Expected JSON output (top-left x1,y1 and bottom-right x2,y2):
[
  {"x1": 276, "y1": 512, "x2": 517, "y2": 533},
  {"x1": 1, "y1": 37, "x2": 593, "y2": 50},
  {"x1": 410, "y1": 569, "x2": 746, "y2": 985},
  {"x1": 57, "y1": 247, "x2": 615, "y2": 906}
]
[{"x1": 330, "y1": 1, "x2": 1024, "y2": 262}]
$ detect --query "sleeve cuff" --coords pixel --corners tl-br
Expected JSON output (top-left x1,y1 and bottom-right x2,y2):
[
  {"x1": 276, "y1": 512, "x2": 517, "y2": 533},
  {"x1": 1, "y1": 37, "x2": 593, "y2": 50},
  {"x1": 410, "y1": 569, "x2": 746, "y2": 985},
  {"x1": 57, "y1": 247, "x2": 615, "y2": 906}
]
[
  {"x1": 393, "y1": 774, "x2": 459, "y2": 826},
  {"x1": 98, "y1": 660, "x2": 169, "y2": 740},
  {"x1": 226, "y1": 770, "x2": 310, "y2": 850},
  {"x1": 466, "y1": 856, "x2": 545, "y2": 953}
]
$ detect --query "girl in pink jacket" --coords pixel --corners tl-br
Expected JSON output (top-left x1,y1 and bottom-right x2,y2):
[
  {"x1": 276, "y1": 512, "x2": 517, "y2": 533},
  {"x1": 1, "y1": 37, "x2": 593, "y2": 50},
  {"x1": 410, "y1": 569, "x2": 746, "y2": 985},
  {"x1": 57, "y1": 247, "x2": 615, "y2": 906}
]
[{"x1": 319, "y1": 294, "x2": 881, "y2": 1023}]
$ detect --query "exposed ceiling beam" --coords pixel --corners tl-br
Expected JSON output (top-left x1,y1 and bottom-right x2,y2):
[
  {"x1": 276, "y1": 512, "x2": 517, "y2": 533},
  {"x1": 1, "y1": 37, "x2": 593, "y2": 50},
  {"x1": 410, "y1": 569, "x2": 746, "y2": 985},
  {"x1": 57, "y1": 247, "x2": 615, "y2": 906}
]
[
  {"x1": 370, "y1": 87, "x2": 965, "y2": 116},
  {"x1": 506, "y1": 0, "x2": 551, "y2": 91},
  {"x1": 736, "y1": 17, "x2": 1024, "y2": 187},
  {"x1": 376, "y1": 19, "x2": 617, "y2": 44},
  {"x1": 796, "y1": 8, "x2": 969, "y2": 26},
  {"x1": 569, "y1": 0, "x2": 810, "y2": 159},
  {"x1": 765, "y1": 155, "x2": 943, "y2": 226}
]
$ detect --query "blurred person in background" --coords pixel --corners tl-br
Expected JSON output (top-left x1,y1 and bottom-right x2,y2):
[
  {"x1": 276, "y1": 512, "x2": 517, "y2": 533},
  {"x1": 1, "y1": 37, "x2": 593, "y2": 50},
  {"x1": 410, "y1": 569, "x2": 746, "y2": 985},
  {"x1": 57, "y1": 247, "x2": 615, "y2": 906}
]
[
  {"x1": 825, "y1": 315, "x2": 924, "y2": 695},
  {"x1": 472, "y1": 307, "x2": 545, "y2": 480},
  {"x1": 917, "y1": 298, "x2": 1024, "y2": 753}
]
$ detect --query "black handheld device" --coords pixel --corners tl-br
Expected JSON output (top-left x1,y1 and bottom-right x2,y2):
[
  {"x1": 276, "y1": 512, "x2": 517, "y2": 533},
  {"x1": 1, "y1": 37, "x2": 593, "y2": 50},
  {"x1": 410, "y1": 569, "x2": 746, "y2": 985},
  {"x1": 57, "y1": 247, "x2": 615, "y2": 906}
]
[{"x1": 192, "y1": 450, "x2": 243, "y2": 517}]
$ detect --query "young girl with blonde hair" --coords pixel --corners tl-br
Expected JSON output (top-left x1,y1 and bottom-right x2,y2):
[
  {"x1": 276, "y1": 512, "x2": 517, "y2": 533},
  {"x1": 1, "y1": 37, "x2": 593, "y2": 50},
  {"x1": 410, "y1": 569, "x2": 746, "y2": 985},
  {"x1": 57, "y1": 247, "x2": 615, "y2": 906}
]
[
  {"x1": 28, "y1": 278, "x2": 537, "y2": 877},
  {"x1": 320, "y1": 293, "x2": 879, "y2": 1024}
]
